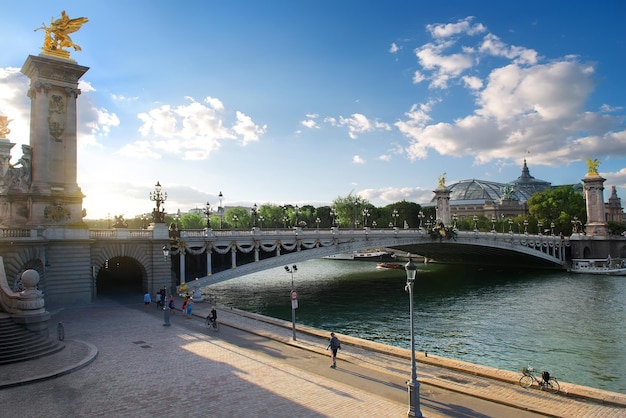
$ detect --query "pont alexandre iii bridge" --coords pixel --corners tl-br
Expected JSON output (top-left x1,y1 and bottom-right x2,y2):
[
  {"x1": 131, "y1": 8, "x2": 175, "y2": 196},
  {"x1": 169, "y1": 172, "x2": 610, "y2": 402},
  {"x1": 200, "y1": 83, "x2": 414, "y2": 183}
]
[
  {"x1": 2, "y1": 21, "x2": 624, "y2": 365},
  {"x1": 1, "y1": 222, "x2": 569, "y2": 307}
]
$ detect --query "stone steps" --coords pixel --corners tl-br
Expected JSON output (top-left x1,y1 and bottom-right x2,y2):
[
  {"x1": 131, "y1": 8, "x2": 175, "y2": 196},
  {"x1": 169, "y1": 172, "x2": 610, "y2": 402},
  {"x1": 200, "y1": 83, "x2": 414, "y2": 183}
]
[{"x1": 0, "y1": 317, "x2": 64, "y2": 364}]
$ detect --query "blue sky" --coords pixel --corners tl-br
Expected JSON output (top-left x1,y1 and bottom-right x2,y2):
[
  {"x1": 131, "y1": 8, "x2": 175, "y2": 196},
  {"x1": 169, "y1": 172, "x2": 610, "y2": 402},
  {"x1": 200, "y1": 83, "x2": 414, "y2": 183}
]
[{"x1": 1, "y1": 1, "x2": 625, "y2": 219}]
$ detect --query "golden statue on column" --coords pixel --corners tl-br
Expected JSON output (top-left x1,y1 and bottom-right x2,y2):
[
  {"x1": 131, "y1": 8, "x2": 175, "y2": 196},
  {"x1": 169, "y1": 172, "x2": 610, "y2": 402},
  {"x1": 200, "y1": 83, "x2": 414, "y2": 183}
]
[
  {"x1": 0, "y1": 116, "x2": 12, "y2": 140},
  {"x1": 35, "y1": 10, "x2": 88, "y2": 60}
]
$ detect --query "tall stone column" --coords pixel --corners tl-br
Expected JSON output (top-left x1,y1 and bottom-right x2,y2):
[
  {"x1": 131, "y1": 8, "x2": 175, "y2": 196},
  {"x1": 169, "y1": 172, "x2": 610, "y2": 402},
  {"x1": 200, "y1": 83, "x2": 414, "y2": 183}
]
[
  {"x1": 20, "y1": 55, "x2": 89, "y2": 226},
  {"x1": 434, "y1": 188, "x2": 451, "y2": 226},
  {"x1": 582, "y1": 173, "x2": 609, "y2": 236}
]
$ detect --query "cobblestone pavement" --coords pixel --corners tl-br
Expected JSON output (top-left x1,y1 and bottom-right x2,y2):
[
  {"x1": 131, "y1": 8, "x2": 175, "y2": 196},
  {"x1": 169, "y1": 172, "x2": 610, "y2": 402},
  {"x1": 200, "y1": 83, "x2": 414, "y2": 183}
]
[{"x1": 1, "y1": 297, "x2": 625, "y2": 418}]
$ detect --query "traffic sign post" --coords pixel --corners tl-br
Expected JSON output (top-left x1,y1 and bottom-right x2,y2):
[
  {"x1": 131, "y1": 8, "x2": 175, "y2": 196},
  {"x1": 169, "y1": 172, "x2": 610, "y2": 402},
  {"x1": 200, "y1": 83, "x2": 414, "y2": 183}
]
[{"x1": 285, "y1": 265, "x2": 298, "y2": 341}]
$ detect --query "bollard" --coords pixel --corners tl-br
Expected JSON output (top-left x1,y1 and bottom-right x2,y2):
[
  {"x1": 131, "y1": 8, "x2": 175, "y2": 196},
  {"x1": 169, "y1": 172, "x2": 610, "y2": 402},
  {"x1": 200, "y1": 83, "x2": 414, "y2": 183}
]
[
  {"x1": 57, "y1": 321, "x2": 65, "y2": 341},
  {"x1": 163, "y1": 306, "x2": 171, "y2": 326}
]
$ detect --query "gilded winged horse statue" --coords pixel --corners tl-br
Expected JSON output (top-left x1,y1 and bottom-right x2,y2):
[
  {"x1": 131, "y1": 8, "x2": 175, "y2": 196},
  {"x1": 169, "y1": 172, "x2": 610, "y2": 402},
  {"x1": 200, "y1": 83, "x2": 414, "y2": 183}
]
[{"x1": 35, "y1": 10, "x2": 88, "y2": 53}]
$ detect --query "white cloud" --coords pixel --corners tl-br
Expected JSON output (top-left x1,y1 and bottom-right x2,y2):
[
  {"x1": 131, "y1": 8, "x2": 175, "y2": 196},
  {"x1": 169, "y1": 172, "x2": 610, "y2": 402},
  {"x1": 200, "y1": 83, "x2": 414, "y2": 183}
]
[
  {"x1": 352, "y1": 155, "x2": 365, "y2": 164},
  {"x1": 116, "y1": 141, "x2": 162, "y2": 159},
  {"x1": 0, "y1": 67, "x2": 30, "y2": 155},
  {"x1": 135, "y1": 97, "x2": 266, "y2": 157},
  {"x1": 233, "y1": 111, "x2": 267, "y2": 145},
  {"x1": 426, "y1": 16, "x2": 486, "y2": 39},
  {"x1": 301, "y1": 119, "x2": 318, "y2": 129},
  {"x1": 359, "y1": 186, "x2": 432, "y2": 206},
  {"x1": 328, "y1": 113, "x2": 391, "y2": 139},
  {"x1": 379, "y1": 154, "x2": 391, "y2": 162},
  {"x1": 389, "y1": 43, "x2": 400, "y2": 53},
  {"x1": 462, "y1": 75, "x2": 483, "y2": 90},
  {"x1": 478, "y1": 33, "x2": 538, "y2": 65},
  {"x1": 396, "y1": 17, "x2": 626, "y2": 168}
]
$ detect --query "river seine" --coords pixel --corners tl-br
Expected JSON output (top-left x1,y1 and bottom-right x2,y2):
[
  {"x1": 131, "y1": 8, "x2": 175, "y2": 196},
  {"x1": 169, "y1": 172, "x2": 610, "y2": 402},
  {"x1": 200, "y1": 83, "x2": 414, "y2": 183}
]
[{"x1": 203, "y1": 258, "x2": 626, "y2": 393}]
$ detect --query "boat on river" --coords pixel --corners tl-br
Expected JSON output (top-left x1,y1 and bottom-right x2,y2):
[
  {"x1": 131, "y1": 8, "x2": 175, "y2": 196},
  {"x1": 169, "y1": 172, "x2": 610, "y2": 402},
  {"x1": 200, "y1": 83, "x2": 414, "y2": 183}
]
[
  {"x1": 323, "y1": 250, "x2": 396, "y2": 261},
  {"x1": 376, "y1": 262, "x2": 405, "y2": 270},
  {"x1": 569, "y1": 258, "x2": 626, "y2": 276}
]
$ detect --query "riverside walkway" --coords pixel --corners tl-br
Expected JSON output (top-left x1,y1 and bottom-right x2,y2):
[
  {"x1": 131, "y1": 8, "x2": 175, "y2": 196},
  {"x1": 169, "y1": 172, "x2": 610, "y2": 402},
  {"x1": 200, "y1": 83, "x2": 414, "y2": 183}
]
[{"x1": 0, "y1": 297, "x2": 624, "y2": 418}]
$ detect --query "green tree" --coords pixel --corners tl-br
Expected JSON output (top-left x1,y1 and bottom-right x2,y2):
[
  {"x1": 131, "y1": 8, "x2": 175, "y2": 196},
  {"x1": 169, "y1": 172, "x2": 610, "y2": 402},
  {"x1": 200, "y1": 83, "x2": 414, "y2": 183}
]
[
  {"x1": 527, "y1": 185, "x2": 586, "y2": 235},
  {"x1": 382, "y1": 201, "x2": 421, "y2": 228},
  {"x1": 180, "y1": 213, "x2": 205, "y2": 229},
  {"x1": 332, "y1": 195, "x2": 370, "y2": 228},
  {"x1": 224, "y1": 207, "x2": 252, "y2": 229}
]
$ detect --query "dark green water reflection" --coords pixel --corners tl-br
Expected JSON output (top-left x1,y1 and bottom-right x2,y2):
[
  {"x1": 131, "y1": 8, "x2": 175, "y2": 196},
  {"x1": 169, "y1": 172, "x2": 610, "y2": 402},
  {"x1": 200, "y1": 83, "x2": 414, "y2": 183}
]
[{"x1": 204, "y1": 259, "x2": 626, "y2": 393}]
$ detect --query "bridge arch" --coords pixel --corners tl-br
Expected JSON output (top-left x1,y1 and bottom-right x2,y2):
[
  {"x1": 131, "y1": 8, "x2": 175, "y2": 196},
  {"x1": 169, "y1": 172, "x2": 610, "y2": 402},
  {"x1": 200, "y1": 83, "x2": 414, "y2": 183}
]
[{"x1": 91, "y1": 242, "x2": 152, "y2": 295}]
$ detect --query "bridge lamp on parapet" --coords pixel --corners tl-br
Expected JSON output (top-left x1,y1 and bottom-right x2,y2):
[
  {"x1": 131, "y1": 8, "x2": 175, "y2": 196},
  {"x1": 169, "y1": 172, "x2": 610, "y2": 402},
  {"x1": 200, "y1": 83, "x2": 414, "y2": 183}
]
[
  {"x1": 404, "y1": 257, "x2": 423, "y2": 418},
  {"x1": 218, "y1": 191, "x2": 224, "y2": 229},
  {"x1": 284, "y1": 265, "x2": 298, "y2": 341},
  {"x1": 251, "y1": 203, "x2": 258, "y2": 228},
  {"x1": 204, "y1": 202, "x2": 212, "y2": 229}
]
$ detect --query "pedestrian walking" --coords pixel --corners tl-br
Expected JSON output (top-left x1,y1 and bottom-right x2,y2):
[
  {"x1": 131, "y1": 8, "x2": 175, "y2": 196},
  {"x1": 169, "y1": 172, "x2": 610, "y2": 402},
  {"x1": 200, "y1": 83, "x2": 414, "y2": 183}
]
[
  {"x1": 168, "y1": 295, "x2": 175, "y2": 314},
  {"x1": 181, "y1": 297, "x2": 188, "y2": 315},
  {"x1": 155, "y1": 292, "x2": 162, "y2": 309},
  {"x1": 327, "y1": 332, "x2": 341, "y2": 368},
  {"x1": 185, "y1": 297, "x2": 193, "y2": 318},
  {"x1": 143, "y1": 291, "x2": 151, "y2": 309}
]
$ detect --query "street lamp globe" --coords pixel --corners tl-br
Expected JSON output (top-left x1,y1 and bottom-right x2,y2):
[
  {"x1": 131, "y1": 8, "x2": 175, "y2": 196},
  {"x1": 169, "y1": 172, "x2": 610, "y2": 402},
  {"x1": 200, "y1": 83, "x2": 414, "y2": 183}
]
[{"x1": 404, "y1": 257, "x2": 422, "y2": 417}]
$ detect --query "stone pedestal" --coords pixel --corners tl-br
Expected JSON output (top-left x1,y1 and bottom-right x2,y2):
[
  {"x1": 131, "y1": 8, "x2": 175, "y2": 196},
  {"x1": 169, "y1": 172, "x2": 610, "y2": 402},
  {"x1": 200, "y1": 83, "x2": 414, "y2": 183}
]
[
  {"x1": 20, "y1": 55, "x2": 89, "y2": 226},
  {"x1": 434, "y1": 188, "x2": 451, "y2": 226},
  {"x1": 582, "y1": 174, "x2": 609, "y2": 237}
]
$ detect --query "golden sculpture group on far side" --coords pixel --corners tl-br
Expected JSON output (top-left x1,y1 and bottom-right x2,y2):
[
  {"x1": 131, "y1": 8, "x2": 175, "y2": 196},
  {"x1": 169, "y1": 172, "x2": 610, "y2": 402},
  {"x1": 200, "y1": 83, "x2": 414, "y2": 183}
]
[
  {"x1": 35, "y1": 10, "x2": 88, "y2": 58},
  {"x1": 586, "y1": 158, "x2": 600, "y2": 176}
]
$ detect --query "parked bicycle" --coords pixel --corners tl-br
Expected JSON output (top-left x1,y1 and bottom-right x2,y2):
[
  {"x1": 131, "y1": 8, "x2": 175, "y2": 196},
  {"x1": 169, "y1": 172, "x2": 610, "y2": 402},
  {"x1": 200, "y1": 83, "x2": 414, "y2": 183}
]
[
  {"x1": 519, "y1": 365, "x2": 560, "y2": 392},
  {"x1": 206, "y1": 316, "x2": 219, "y2": 332}
]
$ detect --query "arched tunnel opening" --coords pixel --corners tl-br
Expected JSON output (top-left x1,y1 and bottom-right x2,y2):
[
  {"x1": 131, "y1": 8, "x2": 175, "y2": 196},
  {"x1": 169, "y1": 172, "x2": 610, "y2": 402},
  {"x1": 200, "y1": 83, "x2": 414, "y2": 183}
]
[{"x1": 96, "y1": 256, "x2": 143, "y2": 296}]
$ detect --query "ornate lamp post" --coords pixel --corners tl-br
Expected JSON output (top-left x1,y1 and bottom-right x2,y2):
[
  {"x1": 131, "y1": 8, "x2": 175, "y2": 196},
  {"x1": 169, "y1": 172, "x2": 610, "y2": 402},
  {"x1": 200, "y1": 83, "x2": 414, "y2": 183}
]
[
  {"x1": 508, "y1": 218, "x2": 513, "y2": 234},
  {"x1": 204, "y1": 202, "x2": 212, "y2": 229},
  {"x1": 418, "y1": 211, "x2": 424, "y2": 230},
  {"x1": 362, "y1": 208, "x2": 370, "y2": 227},
  {"x1": 404, "y1": 258, "x2": 423, "y2": 417},
  {"x1": 550, "y1": 222, "x2": 555, "y2": 236},
  {"x1": 473, "y1": 215, "x2": 478, "y2": 232},
  {"x1": 453, "y1": 213, "x2": 458, "y2": 231},
  {"x1": 523, "y1": 219, "x2": 529, "y2": 235},
  {"x1": 372, "y1": 220, "x2": 377, "y2": 229},
  {"x1": 283, "y1": 215, "x2": 288, "y2": 229},
  {"x1": 232, "y1": 214, "x2": 239, "y2": 229},
  {"x1": 491, "y1": 215, "x2": 496, "y2": 232},
  {"x1": 315, "y1": 217, "x2": 321, "y2": 229},
  {"x1": 284, "y1": 265, "x2": 298, "y2": 341},
  {"x1": 218, "y1": 191, "x2": 224, "y2": 229},
  {"x1": 258, "y1": 215, "x2": 265, "y2": 229},
  {"x1": 501, "y1": 214, "x2": 505, "y2": 233},
  {"x1": 251, "y1": 203, "x2": 258, "y2": 228},
  {"x1": 330, "y1": 208, "x2": 337, "y2": 227},
  {"x1": 294, "y1": 205, "x2": 299, "y2": 228},
  {"x1": 392, "y1": 209, "x2": 399, "y2": 227},
  {"x1": 149, "y1": 181, "x2": 168, "y2": 223},
  {"x1": 571, "y1": 216, "x2": 581, "y2": 234},
  {"x1": 538, "y1": 221, "x2": 543, "y2": 236}
]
